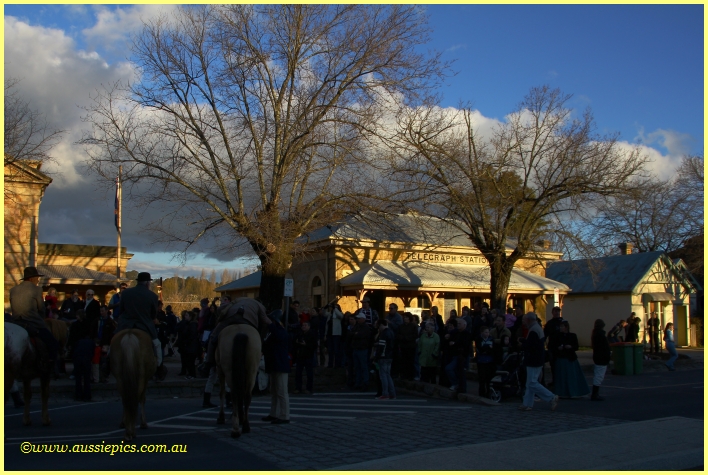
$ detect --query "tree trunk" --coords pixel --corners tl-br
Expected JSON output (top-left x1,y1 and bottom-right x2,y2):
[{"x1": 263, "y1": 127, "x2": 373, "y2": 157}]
[
  {"x1": 487, "y1": 255, "x2": 515, "y2": 312},
  {"x1": 256, "y1": 249, "x2": 293, "y2": 313},
  {"x1": 259, "y1": 270, "x2": 285, "y2": 313}
]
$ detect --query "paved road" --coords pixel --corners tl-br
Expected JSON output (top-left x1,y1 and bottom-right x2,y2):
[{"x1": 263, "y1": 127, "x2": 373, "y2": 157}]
[
  {"x1": 5, "y1": 366, "x2": 702, "y2": 470},
  {"x1": 5, "y1": 392, "x2": 471, "y2": 470},
  {"x1": 549, "y1": 368, "x2": 704, "y2": 421}
]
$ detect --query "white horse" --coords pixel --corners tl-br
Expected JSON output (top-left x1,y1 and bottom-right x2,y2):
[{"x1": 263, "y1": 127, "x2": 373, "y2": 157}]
[{"x1": 5, "y1": 322, "x2": 51, "y2": 426}]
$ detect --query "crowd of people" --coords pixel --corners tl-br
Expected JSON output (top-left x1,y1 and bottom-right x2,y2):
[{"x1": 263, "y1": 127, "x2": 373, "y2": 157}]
[
  {"x1": 280, "y1": 298, "x2": 682, "y2": 410},
  {"x1": 6, "y1": 266, "x2": 682, "y2": 416}
]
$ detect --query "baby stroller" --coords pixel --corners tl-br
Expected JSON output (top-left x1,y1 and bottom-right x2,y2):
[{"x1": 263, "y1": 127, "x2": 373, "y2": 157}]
[{"x1": 488, "y1": 352, "x2": 523, "y2": 403}]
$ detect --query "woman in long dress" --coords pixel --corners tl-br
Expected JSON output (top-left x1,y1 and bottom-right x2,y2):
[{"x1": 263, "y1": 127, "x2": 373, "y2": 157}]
[{"x1": 551, "y1": 320, "x2": 590, "y2": 398}]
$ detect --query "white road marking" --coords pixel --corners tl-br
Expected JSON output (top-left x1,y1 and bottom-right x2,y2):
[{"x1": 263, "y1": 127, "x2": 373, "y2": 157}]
[
  {"x1": 151, "y1": 423, "x2": 217, "y2": 430},
  {"x1": 4, "y1": 401, "x2": 107, "y2": 417},
  {"x1": 248, "y1": 401, "x2": 468, "y2": 409},
  {"x1": 5, "y1": 430, "x2": 206, "y2": 444},
  {"x1": 603, "y1": 382, "x2": 701, "y2": 390}
]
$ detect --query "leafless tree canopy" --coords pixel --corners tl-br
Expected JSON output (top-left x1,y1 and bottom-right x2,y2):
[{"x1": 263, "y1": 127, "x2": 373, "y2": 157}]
[
  {"x1": 587, "y1": 155, "x2": 704, "y2": 254},
  {"x1": 80, "y1": 5, "x2": 445, "y2": 309},
  {"x1": 4, "y1": 77, "x2": 64, "y2": 167},
  {"x1": 388, "y1": 86, "x2": 647, "y2": 310}
]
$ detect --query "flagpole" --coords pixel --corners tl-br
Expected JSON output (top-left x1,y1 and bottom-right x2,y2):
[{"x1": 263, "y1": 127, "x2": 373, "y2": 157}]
[{"x1": 116, "y1": 166, "x2": 122, "y2": 279}]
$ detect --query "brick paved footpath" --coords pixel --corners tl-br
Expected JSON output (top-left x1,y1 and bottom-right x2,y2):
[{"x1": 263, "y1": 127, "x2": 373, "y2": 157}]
[{"x1": 210, "y1": 402, "x2": 625, "y2": 470}]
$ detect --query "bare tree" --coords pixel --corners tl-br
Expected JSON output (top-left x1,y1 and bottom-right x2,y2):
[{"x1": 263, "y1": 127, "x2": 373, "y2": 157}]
[
  {"x1": 587, "y1": 155, "x2": 704, "y2": 255},
  {"x1": 389, "y1": 86, "x2": 646, "y2": 311},
  {"x1": 4, "y1": 77, "x2": 64, "y2": 167},
  {"x1": 80, "y1": 5, "x2": 445, "y2": 311}
]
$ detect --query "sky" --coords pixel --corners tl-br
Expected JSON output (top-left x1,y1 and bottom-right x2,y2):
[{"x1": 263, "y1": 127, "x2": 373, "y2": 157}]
[{"x1": 4, "y1": 5, "x2": 704, "y2": 280}]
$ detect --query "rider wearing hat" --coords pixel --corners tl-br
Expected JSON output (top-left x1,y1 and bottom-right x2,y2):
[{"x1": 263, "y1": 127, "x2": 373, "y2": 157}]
[
  {"x1": 8, "y1": 266, "x2": 59, "y2": 368},
  {"x1": 116, "y1": 272, "x2": 168, "y2": 381}
]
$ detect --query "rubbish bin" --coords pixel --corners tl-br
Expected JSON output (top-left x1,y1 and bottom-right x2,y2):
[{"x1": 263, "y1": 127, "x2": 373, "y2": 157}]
[
  {"x1": 632, "y1": 343, "x2": 644, "y2": 374},
  {"x1": 610, "y1": 343, "x2": 634, "y2": 375}
]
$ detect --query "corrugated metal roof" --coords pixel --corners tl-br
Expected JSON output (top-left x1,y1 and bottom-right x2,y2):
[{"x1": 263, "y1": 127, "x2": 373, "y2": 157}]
[
  {"x1": 215, "y1": 262, "x2": 568, "y2": 293},
  {"x1": 37, "y1": 265, "x2": 125, "y2": 285},
  {"x1": 339, "y1": 261, "x2": 569, "y2": 292},
  {"x1": 214, "y1": 271, "x2": 261, "y2": 292},
  {"x1": 300, "y1": 214, "x2": 520, "y2": 251},
  {"x1": 545, "y1": 252, "x2": 663, "y2": 294}
]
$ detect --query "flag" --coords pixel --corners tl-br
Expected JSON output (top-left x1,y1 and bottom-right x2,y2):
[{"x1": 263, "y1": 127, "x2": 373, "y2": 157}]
[{"x1": 114, "y1": 176, "x2": 121, "y2": 232}]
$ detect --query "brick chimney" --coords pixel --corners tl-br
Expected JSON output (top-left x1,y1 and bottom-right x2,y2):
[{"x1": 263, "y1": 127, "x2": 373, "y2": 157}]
[
  {"x1": 618, "y1": 242, "x2": 633, "y2": 255},
  {"x1": 536, "y1": 240, "x2": 551, "y2": 250}
]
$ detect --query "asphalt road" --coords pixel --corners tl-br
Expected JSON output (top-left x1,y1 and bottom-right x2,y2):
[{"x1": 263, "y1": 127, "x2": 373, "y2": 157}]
[
  {"x1": 4, "y1": 367, "x2": 702, "y2": 470},
  {"x1": 550, "y1": 367, "x2": 704, "y2": 421},
  {"x1": 4, "y1": 392, "x2": 466, "y2": 470}
]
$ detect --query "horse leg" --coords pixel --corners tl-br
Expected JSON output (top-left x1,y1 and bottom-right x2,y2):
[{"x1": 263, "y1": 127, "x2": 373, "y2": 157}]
[
  {"x1": 216, "y1": 368, "x2": 225, "y2": 424},
  {"x1": 4, "y1": 366, "x2": 14, "y2": 407},
  {"x1": 23, "y1": 379, "x2": 32, "y2": 426},
  {"x1": 237, "y1": 394, "x2": 245, "y2": 428},
  {"x1": 230, "y1": 378, "x2": 241, "y2": 438},
  {"x1": 242, "y1": 391, "x2": 251, "y2": 434},
  {"x1": 139, "y1": 392, "x2": 148, "y2": 429},
  {"x1": 40, "y1": 373, "x2": 51, "y2": 426}
]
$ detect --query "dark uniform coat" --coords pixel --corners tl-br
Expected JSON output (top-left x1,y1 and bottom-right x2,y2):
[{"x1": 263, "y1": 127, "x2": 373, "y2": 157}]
[{"x1": 116, "y1": 284, "x2": 159, "y2": 340}]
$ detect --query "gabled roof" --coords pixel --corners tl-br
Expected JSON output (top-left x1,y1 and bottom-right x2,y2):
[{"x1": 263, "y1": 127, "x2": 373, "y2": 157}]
[
  {"x1": 214, "y1": 271, "x2": 261, "y2": 292},
  {"x1": 545, "y1": 251, "x2": 665, "y2": 294},
  {"x1": 299, "y1": 213, "x2": 534, "y2": 252},
  {"x1": 37, "y1": 265, "x2": 128, "y2": 286},
  {"x1": 4, "y1": 159, "x2": 52, "y2": 186}
]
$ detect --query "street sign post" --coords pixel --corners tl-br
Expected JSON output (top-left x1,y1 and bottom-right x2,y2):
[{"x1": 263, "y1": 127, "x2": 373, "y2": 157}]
[{"x1": 284, "y1": 279, "x2": 294, "y2": 297}]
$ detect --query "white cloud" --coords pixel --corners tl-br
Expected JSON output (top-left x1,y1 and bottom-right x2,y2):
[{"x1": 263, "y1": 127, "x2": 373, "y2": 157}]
[
  {"x1": 128, "y1": 252, "x2": 258, "y2": 279},
  {"x1": 614, "y1": 141, "x2": 680, "y2": 180},
  {"x1": 82, "y1": 5, "x2": 177, "y2": 55},
  {"x1": 446, "y1": 43, "x2": 466, "y2": 52},
  {"x1": 5, "y1": 16, "x2": 135, "y2": 185},
  {"x1": 634, "y1": 127, "x2": 693, "y2": 158}
]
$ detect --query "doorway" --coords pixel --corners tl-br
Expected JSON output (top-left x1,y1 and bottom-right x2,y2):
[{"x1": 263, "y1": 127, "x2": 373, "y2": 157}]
[
  {"x1": 674, "y1": 305, "x2": 688, "y2": 346},
  {"x1": 368, "y1": 290, "x2": 386, "y2": 318}
]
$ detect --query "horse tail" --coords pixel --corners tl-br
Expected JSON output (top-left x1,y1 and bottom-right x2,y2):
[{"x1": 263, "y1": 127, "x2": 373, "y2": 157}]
[
  {"x1": 120, "y1": 332, "x2": 140, "y2": 424},
  {"x1": 232, "y1": 333, "x2": 248, "y2": 412}
]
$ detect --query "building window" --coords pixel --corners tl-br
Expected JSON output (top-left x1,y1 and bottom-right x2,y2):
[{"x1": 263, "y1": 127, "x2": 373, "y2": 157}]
[{"x1": 311, "y1": 276, "x2": 323, "y2": 308}]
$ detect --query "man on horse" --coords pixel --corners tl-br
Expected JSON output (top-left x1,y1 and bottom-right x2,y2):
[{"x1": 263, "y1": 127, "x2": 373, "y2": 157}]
[
  {"x1": 8, "y1": 266, "x2": 59, "y2": 371},
  {"x1": 197, "y1": 297, "x2": 268, "y2": 378},
  {"x1": 116, "y1": 272, "x2": 168, "y2": 381}
]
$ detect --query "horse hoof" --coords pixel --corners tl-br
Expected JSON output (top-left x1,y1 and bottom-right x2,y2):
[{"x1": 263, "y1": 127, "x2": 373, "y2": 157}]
[
  {"x1": 230, "y1": 430, "x2": 241, "y2": 439},
  {"x1": 217, "y1": 416, "x2": 225, "y2": 424},
  {"x1": 243, "y1": 425, "x2": 250, "y2": 434},
  {"x1": 23, "y1": 419, "x2": 32, "y2": 426},
  {"x1": 140, "y1": 423, "x2": 148, "y2": 429},
  {"x1": 119, "y1": 422, "x2": 125, "y2": 429},
  {"x1": 42, "y1": 419, "x2": 51, "y2": 426}
]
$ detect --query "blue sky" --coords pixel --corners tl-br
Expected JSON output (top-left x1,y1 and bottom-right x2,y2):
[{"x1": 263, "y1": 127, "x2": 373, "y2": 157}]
[{"x1": 4, "y1": 5, "x2": 703, "y2": 279}]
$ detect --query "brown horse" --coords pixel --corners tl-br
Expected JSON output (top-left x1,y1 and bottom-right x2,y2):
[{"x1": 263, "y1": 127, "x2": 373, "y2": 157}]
[
  {"x1": 4, "y1": 322, "x2": 51, "y2": 426},
  {"x1": 215, "y1": 323, "x2": 261, "y2": 438},
  {"x1": 110, "y1": 329, "x2": 156, "y2": 441},
  {"x1": 44, "y1": 318, "x2": 69, "y2": 378}
]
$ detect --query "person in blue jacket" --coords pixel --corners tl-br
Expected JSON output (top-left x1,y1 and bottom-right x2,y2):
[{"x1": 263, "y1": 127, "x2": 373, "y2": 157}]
[{"x1": 262, "y1": 310, "x2": 291, "y2": 424}]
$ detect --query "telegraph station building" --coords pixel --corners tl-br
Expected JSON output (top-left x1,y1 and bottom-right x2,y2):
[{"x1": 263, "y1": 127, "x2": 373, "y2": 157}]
[{"x1": 216, "y1": 214, "x2": 570, "y2": 320}]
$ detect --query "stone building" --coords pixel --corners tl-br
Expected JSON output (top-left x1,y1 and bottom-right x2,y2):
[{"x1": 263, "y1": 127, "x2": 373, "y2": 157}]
[
  {"x1": 546, "y1": 248, "x2": 700, "y2": 347},
  {"x1": 4, "y1": 159, "x2": 132, "y2": 309},
  {"x1": 215, "y1": 214, "x2": 569, "y2": 320}
]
